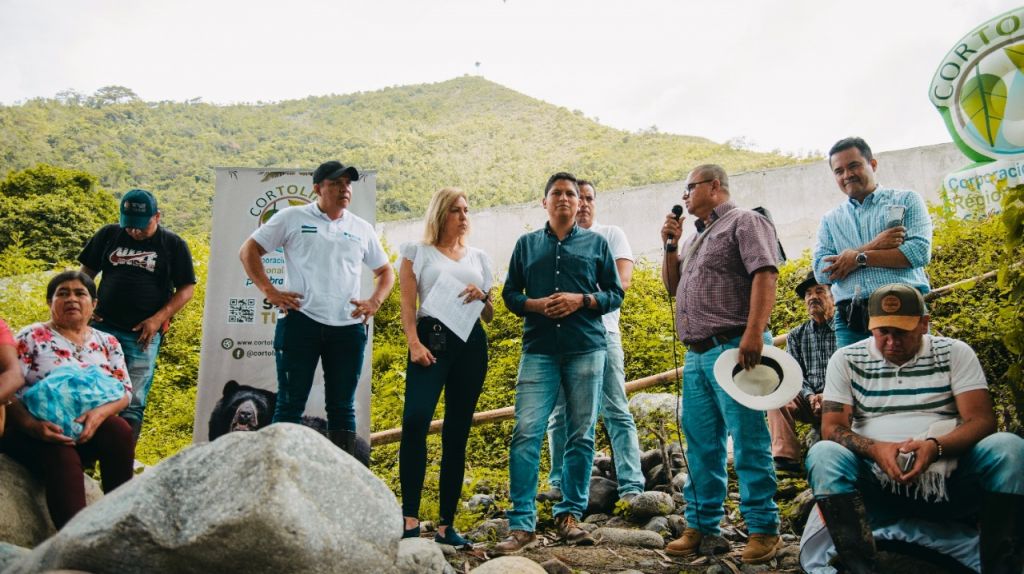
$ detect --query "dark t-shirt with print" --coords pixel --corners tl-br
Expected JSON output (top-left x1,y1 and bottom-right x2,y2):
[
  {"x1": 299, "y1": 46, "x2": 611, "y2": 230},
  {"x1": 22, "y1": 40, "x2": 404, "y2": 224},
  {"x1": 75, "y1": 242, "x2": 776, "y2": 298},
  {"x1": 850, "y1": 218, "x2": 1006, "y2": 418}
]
[{"x1": 78, "y1": 224, "x2": 196, "y2": 331}]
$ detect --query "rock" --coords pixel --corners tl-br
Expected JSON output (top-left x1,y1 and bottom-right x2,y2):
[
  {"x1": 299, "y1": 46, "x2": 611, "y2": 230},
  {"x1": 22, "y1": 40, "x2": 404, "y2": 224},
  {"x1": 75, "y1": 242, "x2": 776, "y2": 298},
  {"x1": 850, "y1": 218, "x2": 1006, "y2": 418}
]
[
  {"x1": 720, "y1": 525, "x2": 745, "y2": 542},
  {"x1": 671, "y1": 471, "x2": 688, "y2": 492},
  {"x1": 586, "y1": 476, "x2": 618, "y2": 516},
  {"x1": 465, "y1": 494, "x2": 497, "y2": 514},
  {"x1": 438, "y1": 543, "x2": 456, "y2": 557},
  {"x1": 782, "y1": 489, "x2": 816, "y2": 534},
  {"x1": 776, "y1": 544, "x2": 800, "y2": 569},
  {"x1": 465, "y1": 518, "x2": 509, "y2": 543},
  {"x1": 5, "y1": 424, "x2": 402, "y2": 574},
  {"x1": 396, "y1": 538, "x2": 447, "y2": 574},
  {"x1": 625, "y1": 491, "x2": 674, "y2": 523},
  {"x1": 605, "y1": 516, "x2": 630, "y2": 528},
  {"x1": 577, "y1": 522, "x2": 598, "y2": 533},
  {"x1": 666, "y1": 514, "x2": 687, "y2": 537},
  {"x1": 644, "y1": 463, "x2": 671, "y2": 490},
  {"x1": 642, "y1": 516, "x2": 669, "y2": 535},
  {"x1": 612, "y1": 571, "x2": 646, "y2": 574},
  {"x1": 0, "y1": 455, "x2": 104, "y2": 548},
  {"x1": 639, "y1": 449, "x2": 662, "y2": 475},
  {"x1": 593, "y1": 527, "x2": 665, "y2": 548},
  {"x1": 0, "y1": 542, "x2": 30, "y2": 571},
  {"x1": 698, "y1": 534, "x2": 731, "y2": 555},
  {"x1": 583, "y1": 513, "x2": 609, "y2": 524},
  {"x1": 592, "y1": 457, "x2": 614, "y2": 478},
  {"x1": 539, "y1": 557, "x2": 572, "y2": 574},
  {"x1": 628, "y1": 393, "x2": 680, "y2": 421},
  {"x1": 421, "y1": 520, "x2": 437, "y2": 533},
  {"x1": 471, "y1": 556, "x2": 547, "y2": 574},
  {"x1": 738, "y1": 564, "x2": 771, "y2": 573}
]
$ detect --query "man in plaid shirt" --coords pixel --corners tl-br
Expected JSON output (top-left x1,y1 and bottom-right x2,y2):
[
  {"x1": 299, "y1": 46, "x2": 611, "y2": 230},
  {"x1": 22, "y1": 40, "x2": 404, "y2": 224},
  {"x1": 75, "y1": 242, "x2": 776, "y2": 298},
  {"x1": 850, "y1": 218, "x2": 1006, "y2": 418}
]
[{"x1": 767, "y1": 271, "x2": 836, "y2": 473}]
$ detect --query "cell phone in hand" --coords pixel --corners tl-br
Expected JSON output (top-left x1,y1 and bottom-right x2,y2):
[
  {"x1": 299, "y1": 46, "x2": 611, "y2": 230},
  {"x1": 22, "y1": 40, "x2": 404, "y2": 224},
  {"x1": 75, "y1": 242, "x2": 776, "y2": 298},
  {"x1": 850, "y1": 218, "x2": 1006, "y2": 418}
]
[
  {"x1": 897, "y1": 450, "x2": 916, "y2": 473},
  {"x1": 886, "y1": 205, "x2": 906, "y2": 229}
]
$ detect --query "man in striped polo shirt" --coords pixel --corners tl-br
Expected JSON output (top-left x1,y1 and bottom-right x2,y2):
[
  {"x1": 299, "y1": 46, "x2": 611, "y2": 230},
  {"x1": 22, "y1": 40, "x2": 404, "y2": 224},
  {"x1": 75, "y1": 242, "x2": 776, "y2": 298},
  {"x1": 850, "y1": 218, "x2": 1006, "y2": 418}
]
[
  {"x1": 806, "y1": 283, "x2": 1024, "y2": 574},
  {"x1": 813, "y1": 137, "x2": 932, "y2": 348}
]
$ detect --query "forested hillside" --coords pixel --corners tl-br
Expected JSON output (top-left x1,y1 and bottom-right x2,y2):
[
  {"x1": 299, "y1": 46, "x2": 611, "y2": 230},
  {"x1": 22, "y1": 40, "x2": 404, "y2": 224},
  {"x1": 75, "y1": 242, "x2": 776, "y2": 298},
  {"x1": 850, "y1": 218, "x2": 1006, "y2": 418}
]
[{"x1": 0, "y1": 76, "x2": 799, "y2": 233}]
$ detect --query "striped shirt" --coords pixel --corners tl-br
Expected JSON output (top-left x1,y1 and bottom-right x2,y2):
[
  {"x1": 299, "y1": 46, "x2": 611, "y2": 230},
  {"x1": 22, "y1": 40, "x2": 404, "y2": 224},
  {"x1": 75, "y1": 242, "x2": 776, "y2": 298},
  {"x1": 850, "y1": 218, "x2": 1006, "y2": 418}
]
[
  {"x1": 673, "y1": 201, "x2": 779, "y2": 342},
  {"x1": 785, "y1": 316, "x2": 836, "y2": 397},
  {"x1": 812, "y1": 187, "x2": 932, "y2": 303},
  {"x1": 823, "y1": 335, "x2": 987, "y2": 442}
]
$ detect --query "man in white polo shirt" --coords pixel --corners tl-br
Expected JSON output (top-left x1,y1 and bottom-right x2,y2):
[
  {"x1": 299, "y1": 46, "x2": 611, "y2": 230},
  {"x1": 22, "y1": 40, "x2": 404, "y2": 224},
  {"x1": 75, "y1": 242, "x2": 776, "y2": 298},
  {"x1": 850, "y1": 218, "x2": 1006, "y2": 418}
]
[{"x1": 239, "y1": 160, "x2": 395, "y2": 455}]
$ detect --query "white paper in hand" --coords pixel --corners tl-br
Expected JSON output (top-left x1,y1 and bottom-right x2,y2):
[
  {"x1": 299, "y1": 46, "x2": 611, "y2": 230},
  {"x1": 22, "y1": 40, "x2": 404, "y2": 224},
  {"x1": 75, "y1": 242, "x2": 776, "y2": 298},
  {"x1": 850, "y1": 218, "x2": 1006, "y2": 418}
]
[{"x1": 419, "y1": 272, "x2": 484, "y2": 342}]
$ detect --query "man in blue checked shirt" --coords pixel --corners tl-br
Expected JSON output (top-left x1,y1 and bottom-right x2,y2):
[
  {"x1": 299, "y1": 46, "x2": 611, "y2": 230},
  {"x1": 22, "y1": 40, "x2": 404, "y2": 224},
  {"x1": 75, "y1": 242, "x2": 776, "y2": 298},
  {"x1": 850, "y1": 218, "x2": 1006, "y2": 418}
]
[
  {"x1": 495, "y1": 172, "x2": 624, "y2": 554},
  {"x1": 812, "y1": 137, "x2": 932, "y2": 348}
]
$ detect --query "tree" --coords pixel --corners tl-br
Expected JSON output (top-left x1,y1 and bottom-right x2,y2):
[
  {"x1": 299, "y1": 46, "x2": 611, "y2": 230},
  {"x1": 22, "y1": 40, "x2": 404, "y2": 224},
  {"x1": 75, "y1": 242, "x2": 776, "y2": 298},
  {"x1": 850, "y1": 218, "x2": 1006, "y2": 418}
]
[
  {"x1": 0, "y1": 164, "x2": 118, "y2": 268},
  {"x1": 88, "y1": 85, "x2": 139, "y2": 107}
]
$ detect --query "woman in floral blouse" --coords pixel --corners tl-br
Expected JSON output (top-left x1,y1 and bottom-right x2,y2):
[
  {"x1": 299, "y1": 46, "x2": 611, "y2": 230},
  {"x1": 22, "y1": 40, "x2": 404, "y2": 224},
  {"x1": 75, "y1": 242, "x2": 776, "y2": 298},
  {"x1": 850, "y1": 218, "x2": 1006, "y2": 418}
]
[{"x1": 2, "y1": 270, "x2": 135, "y2": 528}]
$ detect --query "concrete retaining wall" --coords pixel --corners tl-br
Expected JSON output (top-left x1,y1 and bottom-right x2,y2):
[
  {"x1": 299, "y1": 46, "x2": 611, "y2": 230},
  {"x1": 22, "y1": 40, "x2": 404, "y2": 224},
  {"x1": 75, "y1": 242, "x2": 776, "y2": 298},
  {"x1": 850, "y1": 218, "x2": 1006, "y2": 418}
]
[{"x1": 378, "y1": 143, "x2": 967, "y2": 273}]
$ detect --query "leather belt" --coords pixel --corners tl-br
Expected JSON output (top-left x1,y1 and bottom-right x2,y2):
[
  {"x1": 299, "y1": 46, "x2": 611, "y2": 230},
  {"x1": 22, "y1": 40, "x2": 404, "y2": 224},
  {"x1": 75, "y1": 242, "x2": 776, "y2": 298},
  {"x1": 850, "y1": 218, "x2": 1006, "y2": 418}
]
[{"x1": 685, "y1": 326, "x2": 747, "y2": 354}]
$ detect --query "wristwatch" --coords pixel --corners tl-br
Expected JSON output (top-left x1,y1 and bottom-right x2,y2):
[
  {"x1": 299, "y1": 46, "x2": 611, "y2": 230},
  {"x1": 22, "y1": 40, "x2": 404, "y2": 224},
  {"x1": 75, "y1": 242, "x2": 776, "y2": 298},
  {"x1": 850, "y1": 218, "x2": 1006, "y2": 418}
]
[
  {"x1": 856, "y1": 252, "x2": 868, "y2": 268},
  {"x1": 582, "y1": 293, "x2": 592, "y2": 309}
]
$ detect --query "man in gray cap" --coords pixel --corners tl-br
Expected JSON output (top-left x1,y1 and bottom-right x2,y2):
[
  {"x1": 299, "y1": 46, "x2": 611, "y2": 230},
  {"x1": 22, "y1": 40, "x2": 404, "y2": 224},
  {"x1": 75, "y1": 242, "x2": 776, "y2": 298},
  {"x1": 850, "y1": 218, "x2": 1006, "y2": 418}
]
[
  {"x1": 79, "y1": 189, "x2": 196, "y2": 441},
  {"x1": 808, "y1": 283, "x2": 1024, "y2": 574},
  {"x1": 239, "y1": 161, "x2": 394, "y2": 455}
]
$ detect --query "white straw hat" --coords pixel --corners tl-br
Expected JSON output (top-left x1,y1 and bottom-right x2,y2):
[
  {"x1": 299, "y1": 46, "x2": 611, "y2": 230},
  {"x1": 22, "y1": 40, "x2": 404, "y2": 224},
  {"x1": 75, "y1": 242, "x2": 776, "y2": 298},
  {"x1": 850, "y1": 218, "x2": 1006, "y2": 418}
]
[{"x1": 712, "y1": 346, "x2": 804, "y2": 411}]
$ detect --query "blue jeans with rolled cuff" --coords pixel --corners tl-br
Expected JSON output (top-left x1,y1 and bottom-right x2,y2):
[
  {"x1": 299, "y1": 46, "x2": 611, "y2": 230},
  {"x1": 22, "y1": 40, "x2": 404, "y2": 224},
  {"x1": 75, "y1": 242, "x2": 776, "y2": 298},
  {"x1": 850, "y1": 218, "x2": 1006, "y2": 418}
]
[
  {"x1": 272, "y1": 311, "x2": 367, "y2": 432},
  {"x1": 507, "y1": 350, "x2": 605, "y2": 532},
  {"x1": 680, "y1": 333, "x2": 780, "y2": 536}
]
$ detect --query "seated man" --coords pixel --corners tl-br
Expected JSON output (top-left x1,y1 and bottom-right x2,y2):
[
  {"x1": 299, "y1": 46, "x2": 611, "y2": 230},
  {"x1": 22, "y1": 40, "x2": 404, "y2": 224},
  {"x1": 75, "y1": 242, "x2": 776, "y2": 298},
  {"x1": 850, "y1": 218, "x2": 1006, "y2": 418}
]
[
  {"x1": 807, "y1": 283, "x2": 1024, "y2": 574},
  {"x1": 767, "y1": 271, "x2": 835, "y2": 472}
]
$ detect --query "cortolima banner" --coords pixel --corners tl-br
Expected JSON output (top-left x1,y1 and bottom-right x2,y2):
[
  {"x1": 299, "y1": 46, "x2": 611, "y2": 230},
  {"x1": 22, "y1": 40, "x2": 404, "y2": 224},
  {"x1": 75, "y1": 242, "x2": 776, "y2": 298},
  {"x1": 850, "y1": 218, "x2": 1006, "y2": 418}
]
[
  {"x1": 930, "y1": 6, "x2": 1024, "y2": 216},
  {"x1": 192, "y1": 167, "x2": 377, "y2": 443}
]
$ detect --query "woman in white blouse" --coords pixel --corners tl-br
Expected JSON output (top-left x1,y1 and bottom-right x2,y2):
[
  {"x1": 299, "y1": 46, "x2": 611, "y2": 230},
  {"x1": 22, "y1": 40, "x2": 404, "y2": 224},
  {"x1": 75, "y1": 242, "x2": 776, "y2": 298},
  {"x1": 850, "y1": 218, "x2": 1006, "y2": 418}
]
[{"x1": 399, "y1": 188, "x2": 493, "y2": 547}]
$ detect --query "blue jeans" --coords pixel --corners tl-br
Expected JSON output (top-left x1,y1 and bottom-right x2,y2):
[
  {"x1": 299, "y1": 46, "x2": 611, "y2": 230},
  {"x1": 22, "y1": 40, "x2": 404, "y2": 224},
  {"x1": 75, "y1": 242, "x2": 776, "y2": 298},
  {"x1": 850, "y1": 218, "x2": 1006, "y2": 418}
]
[
  {"x1": 834, "y1": 303, "x2": 869, "y2": 349},
  {"x1": 272, "y1": 311, "x2": 367, "y2": 432},
  {"x1": 806, "y1": 433, "x2": 1024, "y2": 526},
  {"x1": 97, "y1": 323, "x2": 162, "y2": 427},
  {"x1": 680, "y1": 334, "x2": 779, "y2": 535},
  {"x1": 547, "y1": 331, "x2": 644, "y2": 496},
  {"x1": 508, "y1": 350, "x2": 605, "y2": 532}
]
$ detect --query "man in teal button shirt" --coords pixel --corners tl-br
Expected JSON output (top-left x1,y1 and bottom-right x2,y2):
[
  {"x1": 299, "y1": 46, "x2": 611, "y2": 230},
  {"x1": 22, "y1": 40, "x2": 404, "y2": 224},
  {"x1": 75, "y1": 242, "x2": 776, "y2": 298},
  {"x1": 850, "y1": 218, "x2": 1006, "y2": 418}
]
[{"x1": 495, "y1": 172, "x2": 624, "y2": 554}]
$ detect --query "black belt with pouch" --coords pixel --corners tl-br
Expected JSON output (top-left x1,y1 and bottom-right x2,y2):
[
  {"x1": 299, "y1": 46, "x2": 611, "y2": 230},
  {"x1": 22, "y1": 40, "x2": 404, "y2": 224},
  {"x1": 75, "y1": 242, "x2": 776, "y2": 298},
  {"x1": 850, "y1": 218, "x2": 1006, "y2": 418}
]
[
  {"x1": 836, "y1": 298, "x2": 870, "y2": 333},
  {"x1": 419, "y1": 317, "x2": 448, "y2": 354},
  {"x1": 685, "y1": 325, "x2": 747, "y2": 354}
]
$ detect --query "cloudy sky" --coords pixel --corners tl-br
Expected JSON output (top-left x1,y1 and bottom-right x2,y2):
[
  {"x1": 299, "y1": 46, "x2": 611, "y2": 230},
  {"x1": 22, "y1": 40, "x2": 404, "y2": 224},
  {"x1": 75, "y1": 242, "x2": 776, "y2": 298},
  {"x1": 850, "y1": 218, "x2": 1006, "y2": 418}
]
[{"x1": 0, "y1": 0, "x2": 1016, "y2": 155}]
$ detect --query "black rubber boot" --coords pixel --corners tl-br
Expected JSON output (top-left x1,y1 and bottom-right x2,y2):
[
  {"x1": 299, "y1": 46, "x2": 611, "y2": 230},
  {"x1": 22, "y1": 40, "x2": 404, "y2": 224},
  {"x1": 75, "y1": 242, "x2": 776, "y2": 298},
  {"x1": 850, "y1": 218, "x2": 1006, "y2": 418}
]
[
  {"x1": 980, "y1": 491, "x2": 1024, "y2": 574},
  {"x1": 816, "y1": 492, "x2": 878, "y2": 574},
  {"x1": 327, "y1": 429, "x2": 358, "y2": 456}
]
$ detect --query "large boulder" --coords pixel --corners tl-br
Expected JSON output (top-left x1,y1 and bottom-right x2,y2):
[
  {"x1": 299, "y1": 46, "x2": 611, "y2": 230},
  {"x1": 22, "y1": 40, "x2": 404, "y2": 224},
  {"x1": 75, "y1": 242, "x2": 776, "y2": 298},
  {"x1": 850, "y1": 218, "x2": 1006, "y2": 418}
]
[
  {"x1": 0, "y1": 454, "x2": 103, "y2": 548},
  {"x1": 4, "y1": 424, "x2": 402, "y2": 574},
  {"x1": 626, "y1": 491, "x2": 675, "y2": 523},
  {"x1": 0, "y1": 542, "x2": 29, "y2": 572},
  {"x1": 593, "y1": 527, "x2": 665, "y2": 548}
]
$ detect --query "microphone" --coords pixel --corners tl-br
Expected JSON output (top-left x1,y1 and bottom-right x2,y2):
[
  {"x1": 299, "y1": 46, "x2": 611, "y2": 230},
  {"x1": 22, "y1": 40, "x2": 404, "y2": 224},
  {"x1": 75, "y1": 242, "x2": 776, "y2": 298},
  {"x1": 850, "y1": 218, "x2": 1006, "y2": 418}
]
[{"x1": 666, "y1": 205, "x2": 684, "y2": 251}]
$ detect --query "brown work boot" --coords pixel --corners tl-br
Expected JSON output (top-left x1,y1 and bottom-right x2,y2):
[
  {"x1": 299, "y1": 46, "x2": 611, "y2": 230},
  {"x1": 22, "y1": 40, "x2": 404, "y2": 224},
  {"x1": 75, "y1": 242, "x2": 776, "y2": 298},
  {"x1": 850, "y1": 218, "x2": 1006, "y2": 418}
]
[
  {"x1": 742, "y1": 534, "x2": 782, "y2": 564},
  {"x1": 554, "y1": 513, "x2": 595, "y2": 546},
  {"x1": 492, "y1": 530, "x2": 537, "y2": 555},
  {"x1": 665, "y1": 528, "x2": 703, "y2": 556}
]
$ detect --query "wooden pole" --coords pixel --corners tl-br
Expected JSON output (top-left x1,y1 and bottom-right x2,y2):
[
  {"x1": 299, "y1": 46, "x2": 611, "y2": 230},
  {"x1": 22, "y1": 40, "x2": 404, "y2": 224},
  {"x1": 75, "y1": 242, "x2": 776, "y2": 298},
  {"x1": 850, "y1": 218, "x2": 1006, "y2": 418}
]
[{"x1": 369, "y1": 267, "x2": 1002, "y2": 447}]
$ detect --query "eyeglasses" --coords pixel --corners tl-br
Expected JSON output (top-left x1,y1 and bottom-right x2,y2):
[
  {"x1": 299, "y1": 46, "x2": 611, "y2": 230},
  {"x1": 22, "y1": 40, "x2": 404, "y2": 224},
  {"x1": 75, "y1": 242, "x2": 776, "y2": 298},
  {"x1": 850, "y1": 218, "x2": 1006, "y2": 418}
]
[{"x1": 683, "y1": 179, "x2": 715, "y2": 196}]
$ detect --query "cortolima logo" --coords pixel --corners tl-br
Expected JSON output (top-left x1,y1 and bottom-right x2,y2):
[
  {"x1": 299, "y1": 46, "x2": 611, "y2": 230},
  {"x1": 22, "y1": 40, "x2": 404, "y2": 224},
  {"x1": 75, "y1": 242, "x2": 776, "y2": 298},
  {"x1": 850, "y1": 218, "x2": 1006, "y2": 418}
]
[{"x1": 930, "y1": 7, "x2": 1024, "y2": 162}]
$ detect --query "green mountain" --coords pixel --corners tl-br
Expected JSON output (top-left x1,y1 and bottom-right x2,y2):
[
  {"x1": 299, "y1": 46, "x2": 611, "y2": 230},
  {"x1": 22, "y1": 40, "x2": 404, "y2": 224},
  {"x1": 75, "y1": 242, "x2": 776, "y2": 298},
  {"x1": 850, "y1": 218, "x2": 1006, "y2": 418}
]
[{"x1": 0, "y1": 76, "x2": 797, "y2": 233}]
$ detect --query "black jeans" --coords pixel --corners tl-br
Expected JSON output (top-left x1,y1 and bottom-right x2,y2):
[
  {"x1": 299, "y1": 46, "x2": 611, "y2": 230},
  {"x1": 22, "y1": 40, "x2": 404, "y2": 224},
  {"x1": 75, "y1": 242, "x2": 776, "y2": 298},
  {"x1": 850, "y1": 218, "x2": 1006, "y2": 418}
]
[{"x1": 399, "y1": 318, "x2": 487, "y2": 524}]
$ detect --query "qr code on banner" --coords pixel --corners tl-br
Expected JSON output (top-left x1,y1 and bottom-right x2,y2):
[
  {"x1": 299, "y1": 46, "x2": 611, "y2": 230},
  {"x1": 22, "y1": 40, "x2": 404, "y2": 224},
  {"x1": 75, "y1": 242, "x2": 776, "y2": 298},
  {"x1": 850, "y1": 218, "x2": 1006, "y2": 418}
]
[{"x1": 228, "y1": 298, "x2": 256, "y2": 324}]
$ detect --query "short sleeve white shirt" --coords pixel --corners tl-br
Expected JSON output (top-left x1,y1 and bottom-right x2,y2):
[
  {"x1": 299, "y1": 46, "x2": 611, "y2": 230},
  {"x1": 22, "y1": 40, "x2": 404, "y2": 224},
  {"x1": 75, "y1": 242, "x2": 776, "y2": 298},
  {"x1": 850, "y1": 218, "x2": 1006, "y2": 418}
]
[
  {"x1": 823, "y1": 335, "x2": 988, "y2": 442},
  {"x1": 250, "y1": 203, "x2": 388, "y2": 326},
  {"x1": 590, "y1": 223, "x2": 633, "y2": 334},
  {"x1": 399, "y1": 243, "x2": 494, "y2": 320}
]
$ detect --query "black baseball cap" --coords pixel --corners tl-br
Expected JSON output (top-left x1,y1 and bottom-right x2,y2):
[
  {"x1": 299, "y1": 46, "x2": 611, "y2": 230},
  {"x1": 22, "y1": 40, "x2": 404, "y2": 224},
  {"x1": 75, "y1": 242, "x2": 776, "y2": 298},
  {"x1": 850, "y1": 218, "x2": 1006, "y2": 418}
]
[
  {"x1": 795, "y1": 270, "x2": 820, "y2": 299},
  {"x1": 312, "y1": 161, "x2": 360, "y2": 184}
]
